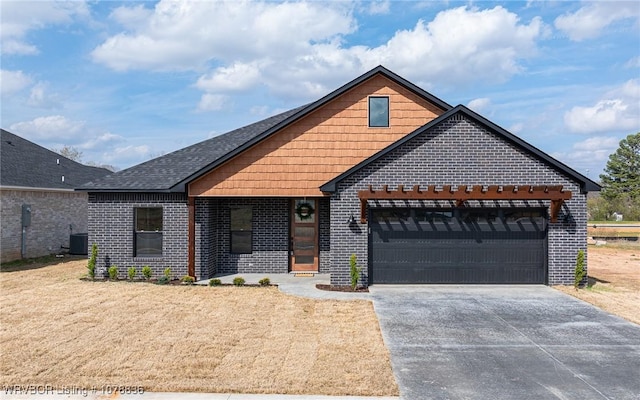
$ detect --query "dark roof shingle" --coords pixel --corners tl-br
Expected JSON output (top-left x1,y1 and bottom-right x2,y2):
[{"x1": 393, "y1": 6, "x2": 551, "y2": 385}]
[
  {"x1": 1, "y1": 129, "x2": 111, "y2": 190},
  {"x1": 77, "y1": 106, "x2": 306, "y2": 191}
]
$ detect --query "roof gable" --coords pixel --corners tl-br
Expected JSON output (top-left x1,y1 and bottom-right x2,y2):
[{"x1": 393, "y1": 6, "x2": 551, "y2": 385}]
[
  {"x1": 189, "y1": 73, "x2": 448, "y2": 197},
  {"x1": 79, "y1": 66, "x2": 451, "y2": 192},
  {"x1": 1, "y1": 129, "x2": 111, "y2": 190},
  {"x1": 320, "y1": 105, "x2": 601, "y2": 193}
]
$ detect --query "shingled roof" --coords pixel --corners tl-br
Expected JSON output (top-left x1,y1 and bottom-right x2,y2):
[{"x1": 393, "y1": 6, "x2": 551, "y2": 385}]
[
  {"x1": 1, "y1": 129, "x2": 111, "y2": 190},
  {"x1": 77, "y1": 66, "x2": 452, "y2": 193},
  {"x1": 77, "y1": 105, "x2": 307, "y2": 192}
]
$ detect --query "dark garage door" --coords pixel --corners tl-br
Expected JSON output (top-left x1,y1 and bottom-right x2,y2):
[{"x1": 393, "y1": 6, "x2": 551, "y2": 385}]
[{"x1": 370, "y1": 208, "x2": 547, "y2": 284}]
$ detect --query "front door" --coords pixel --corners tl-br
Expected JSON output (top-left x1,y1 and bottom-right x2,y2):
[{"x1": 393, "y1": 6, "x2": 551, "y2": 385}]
[{"x1": 291, "y1": 199, "x2": 319, "y2": 271}]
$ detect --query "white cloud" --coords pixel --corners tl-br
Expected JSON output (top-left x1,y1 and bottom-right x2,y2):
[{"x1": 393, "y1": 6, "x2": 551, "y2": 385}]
[
  {"x1": 91, "y1": 3, "x2": 544, "y2": 103},
  {"x1": 91, "y1": 1, "x2": 355, "y2": 72},
  {"x1": 102, "y1": 145, "x2": 150, "y2": 164},
  {"x1": 27, "y1": 82, "x2": 62, "y2": 109},
  {"x1": 554, "y1": 2, "x2": 640, "y2": 41},
  {"x1": 572, "y1": 136, "x2": 620, "y2": 152},
  {"x1": 109, "y1": 4, "x2": 154, "y2": 30},
  {"x1": 467, "y1": 98, "x2": 491, "y2": 113},
  {"x1": 80, "y1": 132, "x2": 124, "y2": 150},
  {"x1": 9, "y1": 115, "x2": 86, "y2": 141},
  {"x1": 552, "y1": 136, "x2": 620, "y2": 176},
  {"x1": 368, "y1": 6, "x2": 545, "y2": 86},
  {"x1": 196, "y1": 62, "x2": 263, "y2": 92},
  {"x1": 197, "y1": 94, "x2": 230, "y2": 112},
  {"x1": 0, "y1": 69, "x2": 33, "y2": 95},
  {"x1": 564, "y1": 79, "x2": 640, "y2": 134},
  {"x1": 509, "y1": 122, "x2": 524, "y2": 134},
  {"x1": 367, "y1": 0, "x2": 391, "y2": 15},
  {"x1": 625, "y1": 56, "x2": 640, "y2": 69},
  {"x1": 0, "y1": 0, "x2": 90, "y2": 55}
]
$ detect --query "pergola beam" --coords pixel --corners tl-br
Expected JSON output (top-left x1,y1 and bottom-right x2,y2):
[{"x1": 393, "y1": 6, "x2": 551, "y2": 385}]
[{"x1": 357, "y1": 184, "x2": 571, "y2": 223}]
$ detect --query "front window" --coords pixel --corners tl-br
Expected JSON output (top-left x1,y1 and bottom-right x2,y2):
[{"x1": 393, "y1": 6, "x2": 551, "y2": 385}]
[
  {"x1": 230, "y1": 207, "x2": 252, "y2": 254},
  {"x1": 369, "y1": 96, "x2": 389, "y2": 127},
  {"x1": 134, "y1": 207, "x2": 163, "y2": 257}
]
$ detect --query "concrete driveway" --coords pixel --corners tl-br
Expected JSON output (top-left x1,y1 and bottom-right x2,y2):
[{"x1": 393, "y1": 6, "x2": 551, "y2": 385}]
[{"x1": 369, "y1": 285, "x2": 640, "y2": 400}]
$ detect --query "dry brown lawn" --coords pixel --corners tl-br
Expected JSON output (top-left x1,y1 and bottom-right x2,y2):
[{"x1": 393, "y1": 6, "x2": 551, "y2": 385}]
[
  {"x1": 0, "y1": 259, "x2": 398, "y2": 396},
  {"x1": 555, "y1": 243, "x2": 640, "y2": 325}
]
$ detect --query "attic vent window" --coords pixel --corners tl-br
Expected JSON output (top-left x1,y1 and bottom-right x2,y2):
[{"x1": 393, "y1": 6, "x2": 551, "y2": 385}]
[{"x1": 369, "y1": 96, "x2": 389, "y2": 127}]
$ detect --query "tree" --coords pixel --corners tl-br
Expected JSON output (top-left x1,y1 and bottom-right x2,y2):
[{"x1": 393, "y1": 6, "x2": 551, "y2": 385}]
[
  {"x1": 599, "y1": 133, "x2": 640, "y2": 220},
  {"x1": 53, "y1": 145, "x2": 83, "y2": 162}
]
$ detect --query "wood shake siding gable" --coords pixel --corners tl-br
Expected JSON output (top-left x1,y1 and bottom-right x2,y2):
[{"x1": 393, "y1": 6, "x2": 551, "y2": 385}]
[{"x1": 189, "y1": 75, "x2": 445, "y2": 197}]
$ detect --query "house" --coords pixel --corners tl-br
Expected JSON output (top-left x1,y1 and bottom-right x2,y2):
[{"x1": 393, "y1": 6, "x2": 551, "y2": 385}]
[
  {"x1": 78, "y1": 66, "x2": 599, "y2": 285},
  {"x1": 1, "y1": 129, "x2": 112, "y2": 263}
]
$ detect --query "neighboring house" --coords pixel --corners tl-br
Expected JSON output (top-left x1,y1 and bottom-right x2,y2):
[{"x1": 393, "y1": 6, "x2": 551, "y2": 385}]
[
  {"x1": 78, "y1": 66, "x2": 599, "y2": 285},
  {"x1": 1, "y1": 129, "x2": 112, "y2": 263}
]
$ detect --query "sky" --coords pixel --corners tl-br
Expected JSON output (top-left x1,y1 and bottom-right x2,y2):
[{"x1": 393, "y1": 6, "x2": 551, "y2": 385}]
[{"x1": 1, "y1": 0, "x2": 639, "y2": 180}]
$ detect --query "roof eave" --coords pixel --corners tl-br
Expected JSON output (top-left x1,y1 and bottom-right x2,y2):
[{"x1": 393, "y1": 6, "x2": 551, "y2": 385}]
[{"x1": 75, "y1": 188, "x2": 177, "y2": 193}]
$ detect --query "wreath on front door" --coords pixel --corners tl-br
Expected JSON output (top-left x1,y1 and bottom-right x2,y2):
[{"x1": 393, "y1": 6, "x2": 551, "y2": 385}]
[{"x1": 295, "y1": 201, "x2": 315, "y2": 221}]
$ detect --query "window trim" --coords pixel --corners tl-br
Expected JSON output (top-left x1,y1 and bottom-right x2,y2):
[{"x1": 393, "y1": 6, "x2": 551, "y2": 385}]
[
  {"x1": 368, "y1": 96, "x2": 390, "y2": 128},
  {"x1": 230, "y1": 206, "x2": 253, "y2": 254},
  {"x1": 134, "y1": 207, "x2": 163, "y2": 258}
]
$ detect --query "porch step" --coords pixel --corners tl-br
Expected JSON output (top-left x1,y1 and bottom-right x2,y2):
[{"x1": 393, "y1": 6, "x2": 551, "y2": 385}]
[{"x1": 292, "y1": 272, "x2": 316, "y2": 277}]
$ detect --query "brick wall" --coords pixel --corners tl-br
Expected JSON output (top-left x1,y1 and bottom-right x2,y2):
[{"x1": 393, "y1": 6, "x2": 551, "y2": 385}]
[
  {"x1": 330, "y1": 114, "x2": 587, "y2": 286},
  {"x1": 209, "y1": 198, "x2": 290, "y2": 275},
  {"x1": 87, "y1": 193, "x2": 188, "y2": 279},
  {"x1": 1, "y1": 188, "x2": 89, "y2": 263}
]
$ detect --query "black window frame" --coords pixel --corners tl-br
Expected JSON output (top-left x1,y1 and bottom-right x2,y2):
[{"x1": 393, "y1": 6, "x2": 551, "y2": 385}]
[
  {"x1": 230, "y1": 206, "x2": 252, "y2": 254},
  {"x1": 368, "y1": 96, "x2": 390, "y2": 127},
  {"x1": 134, "y1": 207, "x2": 163, "y2": 257}
]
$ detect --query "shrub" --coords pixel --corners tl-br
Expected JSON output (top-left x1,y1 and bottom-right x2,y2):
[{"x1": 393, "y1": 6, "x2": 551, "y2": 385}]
[
  {"x1": 164, "y1": 267, "x2": 172, "y2": 280},
  {"x1": 181, "y1": 275, "x2": 195, "y2": 285},
  {"x1": 108, "y1": 265, "x2": 119, "y2": 280},
  {"x1": 156, "y1": 276, "x2": 170, "y2": 285},
  {"x1": 233, "y1": 277, "x2": 245, "y2": 286},
  {"x1": 209, "y1": 278, "x2": 222, "y2": 286},
  {"x1": 575, "y1": 249, "x2": 586, "y2": 289},
  {"x1": 259, "y1": 277, "x2": 270, "y2": 286},
  {"x1": 127, "y1": 267, "x2": 137, "y2": 281},
  {"x1": 350, "y1": 254, "x2": 362, "y2": 291},
  {"x1": 142, "y1": 266, "x2": 152, "y2": 280},
  {"x1": 87, "y1": 243, "x2": 98, "y2": 279}
]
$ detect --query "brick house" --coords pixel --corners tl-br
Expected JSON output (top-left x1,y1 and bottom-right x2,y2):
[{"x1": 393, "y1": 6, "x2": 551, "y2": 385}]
[
  {"x1": 1, "y1": 129, "x2": 111, "y2": 262},
  {"x1": 78, "y1": 66, "x2": 599, "y2": 285}
]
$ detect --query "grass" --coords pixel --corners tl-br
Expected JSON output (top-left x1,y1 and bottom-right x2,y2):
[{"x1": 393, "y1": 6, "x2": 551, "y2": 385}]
[
  {"x1": 0, "y1": 260, "x2": 398, "y2": 396},
  {"x1": 555, "y1": 245, "x2": 640, "y2": 325}
]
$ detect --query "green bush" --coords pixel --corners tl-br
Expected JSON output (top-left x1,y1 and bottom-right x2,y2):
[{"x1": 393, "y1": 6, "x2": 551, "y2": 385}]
[
  {"x1": 127, "y1": 267, "x2": 137, "y2": 281},
  {"x1": 209, "y1": 278, "x2": 222, "y2": 286},
  {"x1": 87, "y1": 243, "x2": 98, "y2": 279},
  {"x1": 575, "y1": 249, "x2": 586, "y2": 289},
  {"x1": 164, "y1": 267, "x2": 172, "y2": 280},
  {"x1": 233, "y1": 277, "x2": 245, "y2": 286},
  {"x1": 108, "y1": 265, "x2": 119, "y2": 280},
  {"x1": 181, "y1": 275, "x2": 195, "y2": 285},
  {"x1": 142, "y1": 266, "x2": 152, "y2": 280},
  {"x1": 156, "y1": 276, "x2": 170, "y2": 285},
  {"x1": 350, "y1": 254, "x2": 362, "y2": 291},
  {"x1": 259, "y1": 277, "x2": 270, "y2": 286}
]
